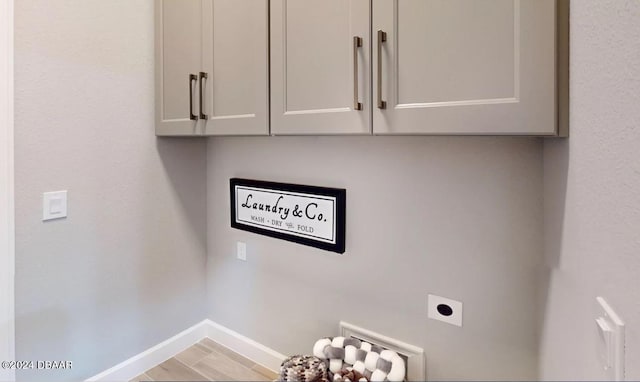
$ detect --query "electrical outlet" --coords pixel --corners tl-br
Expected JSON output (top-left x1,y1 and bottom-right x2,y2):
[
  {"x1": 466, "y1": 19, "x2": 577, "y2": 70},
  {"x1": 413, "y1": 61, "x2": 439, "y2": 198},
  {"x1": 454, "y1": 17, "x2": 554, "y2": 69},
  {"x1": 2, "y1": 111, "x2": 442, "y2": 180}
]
[
  {"x1": 236, "y1": 242, "x2": 247, "y2": 261},
  {"x1": 428, "y1": 294, "x2": 463, "y2": 327}
]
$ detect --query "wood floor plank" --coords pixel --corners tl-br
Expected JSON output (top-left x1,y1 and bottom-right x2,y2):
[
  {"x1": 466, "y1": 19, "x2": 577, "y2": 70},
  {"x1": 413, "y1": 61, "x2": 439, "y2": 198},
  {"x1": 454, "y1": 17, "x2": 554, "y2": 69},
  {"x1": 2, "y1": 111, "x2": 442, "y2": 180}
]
[
  {"x1": 129, "y1": 373, "x2": 153, "y2": 382},
  {"x1": 252, "y1": 363, "x2": 279, "y2": 380},
  {"x1": 199, "y1": 338, "x2": 257, "y2": 369},
  {"x1": 137, "y1": 339, "x2": 277, "y2": 382},
  {"x1": 188, "y1": 359, "x2": 234, "y2": 381},
  {"x1": 193, "y1": 350, "x2": 269, "y2": 381},
  {"x1": 175, "y1": 343, "x2": 214, "y2": 367},
  {"x1": 145, "y1": 358, "x2": 209, "y2": 381}
]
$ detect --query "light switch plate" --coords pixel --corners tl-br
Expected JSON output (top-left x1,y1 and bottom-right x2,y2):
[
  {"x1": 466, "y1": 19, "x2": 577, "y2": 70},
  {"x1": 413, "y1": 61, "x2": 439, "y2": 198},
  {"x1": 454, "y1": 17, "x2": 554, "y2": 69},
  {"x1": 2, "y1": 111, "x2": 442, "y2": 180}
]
[
  {"x1": 42, "y1": 191, "x2": 67, "y2": 221},
  {"x1": 596, "y1": 297, "x2": 625, "y2": 381}
]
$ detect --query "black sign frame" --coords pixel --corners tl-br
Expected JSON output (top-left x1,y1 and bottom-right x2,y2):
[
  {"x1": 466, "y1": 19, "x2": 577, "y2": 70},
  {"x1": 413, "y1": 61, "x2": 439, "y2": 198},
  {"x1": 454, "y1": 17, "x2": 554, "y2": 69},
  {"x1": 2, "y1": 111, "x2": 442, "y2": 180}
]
[{"x1": 230, "y1": 178, "x2": 346, "y2": 254}]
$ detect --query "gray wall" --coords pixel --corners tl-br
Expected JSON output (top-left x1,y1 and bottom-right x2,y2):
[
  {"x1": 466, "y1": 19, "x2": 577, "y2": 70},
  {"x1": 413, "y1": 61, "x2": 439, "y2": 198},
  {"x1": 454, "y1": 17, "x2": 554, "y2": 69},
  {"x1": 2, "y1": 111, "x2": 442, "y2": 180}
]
[
  {"x1": 207, "y1": 136, "x2": 543, "y2": 380},
  {"x1": 539, "y1": 1, "x2": 640, "y2": 379},
  {"x1": 20, "y1": 1, "x2": 639, "y2": 380},
  {"x1": 14, "y1": 1, "x2": 207, "y2": 381}
]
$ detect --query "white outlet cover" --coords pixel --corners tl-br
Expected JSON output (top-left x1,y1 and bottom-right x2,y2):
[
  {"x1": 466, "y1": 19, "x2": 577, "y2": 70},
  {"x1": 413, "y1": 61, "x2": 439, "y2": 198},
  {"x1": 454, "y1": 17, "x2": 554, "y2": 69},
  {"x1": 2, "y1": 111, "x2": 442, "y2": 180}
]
[
  {"x1": 236, "y1": 242, "x2": 247, "y2": 261},
  {"x1": 428, "y1": 294, "x2": 463, "y2": 327},
  {"x1": 596, "y1": 297, "x2": 625, "y2": 381},
  {"x1": 42, "y1": 191, "x2": 67, "y2": 221}
]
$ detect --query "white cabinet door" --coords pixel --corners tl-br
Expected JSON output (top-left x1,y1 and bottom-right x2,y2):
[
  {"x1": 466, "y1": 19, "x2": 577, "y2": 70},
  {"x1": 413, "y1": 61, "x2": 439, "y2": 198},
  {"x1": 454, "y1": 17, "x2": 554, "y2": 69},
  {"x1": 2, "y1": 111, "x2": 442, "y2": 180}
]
[
  {"x1": 270, "y1": 0, "x2": 371, "y2": 135},
  {"x1": 155, "y1": 0, "x2": 204, "y2": 136},
  {"x1": 373, "y1": 0, "x2": 557, "y2": 135},
  {"x1": 202, "y1": 0, "x2": 269, "y2": 136}
]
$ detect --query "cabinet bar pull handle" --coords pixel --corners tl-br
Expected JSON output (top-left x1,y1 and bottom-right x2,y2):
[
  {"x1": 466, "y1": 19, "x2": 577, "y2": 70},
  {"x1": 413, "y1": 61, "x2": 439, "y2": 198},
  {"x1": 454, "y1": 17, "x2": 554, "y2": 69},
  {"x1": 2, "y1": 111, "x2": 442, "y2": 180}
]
[
  {"x1": 377, "y1": 30, "x2": 387, "y2": 109},
  {"x1": 189, "y1": 74, "x2": 198, "y2": 120},
  {"x1": 353, "y1": 36, "x2": 363, "y2": 111},
  {"x1": 199, "y1": 72, "x2": 208, "y2": 120}
]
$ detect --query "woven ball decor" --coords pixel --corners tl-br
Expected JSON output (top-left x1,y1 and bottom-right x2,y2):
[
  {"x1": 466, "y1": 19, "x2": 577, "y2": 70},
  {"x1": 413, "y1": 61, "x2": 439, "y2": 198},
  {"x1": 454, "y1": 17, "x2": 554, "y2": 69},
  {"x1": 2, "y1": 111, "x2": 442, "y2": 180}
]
[
  {"x1": 313, "y1": 337, "x2": 406, "y2": 382},
  {"x1": 278, "y1": 355, "x2": 330, "y2": 382}
]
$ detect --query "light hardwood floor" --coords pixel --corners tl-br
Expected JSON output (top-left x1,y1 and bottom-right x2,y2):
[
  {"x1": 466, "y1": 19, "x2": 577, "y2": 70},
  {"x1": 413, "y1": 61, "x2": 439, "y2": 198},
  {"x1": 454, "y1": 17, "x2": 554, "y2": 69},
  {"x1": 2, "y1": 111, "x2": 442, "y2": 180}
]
[{"x1": 130, "y1": 338, "x2": 279, "y2": 381}]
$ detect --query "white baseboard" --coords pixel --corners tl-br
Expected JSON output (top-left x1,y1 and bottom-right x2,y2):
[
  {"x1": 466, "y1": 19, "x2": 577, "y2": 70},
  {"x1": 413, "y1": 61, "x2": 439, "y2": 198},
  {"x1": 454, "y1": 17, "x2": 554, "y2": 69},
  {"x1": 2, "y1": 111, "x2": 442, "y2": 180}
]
[
  {"x1": 205, "y1": 319, "x2": 286, "y2": 372},
  {"x1": 86, "y1": 319, "x2": 286, "y2": 382},
  {"x1": 86, "y1": 320, "x2": 209, "y2": 382}
]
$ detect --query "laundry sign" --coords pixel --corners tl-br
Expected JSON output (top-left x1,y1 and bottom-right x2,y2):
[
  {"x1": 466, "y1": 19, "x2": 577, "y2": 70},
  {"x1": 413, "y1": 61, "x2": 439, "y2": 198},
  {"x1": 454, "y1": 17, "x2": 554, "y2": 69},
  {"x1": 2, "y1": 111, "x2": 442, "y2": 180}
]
[{"x1": 230, "y1": 178, "x2": 346, "y2": 253}]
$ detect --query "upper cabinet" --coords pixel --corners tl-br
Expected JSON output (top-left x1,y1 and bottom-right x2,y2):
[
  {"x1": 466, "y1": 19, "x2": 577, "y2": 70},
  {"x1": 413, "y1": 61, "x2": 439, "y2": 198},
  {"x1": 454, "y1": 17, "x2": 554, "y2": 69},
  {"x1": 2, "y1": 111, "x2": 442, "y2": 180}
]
[
  {"x1": 155, "y1": 0, "x2": 203, "y2": 136},
  {"x1": 270, "y1": 0, "x2": 371, "y2": 135},
  {"x1": 156, "y1": 0, "x2": 567, "y2": 137},
  {"x1": 373, "y1": 0, "x2": 559, "y2": 135},
  {"x1": 155, "y1": 0, "x2": 269, "y2": 136},
  {"x1": 202, "y1": 0, "x2": 269, "y2": 136}
]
